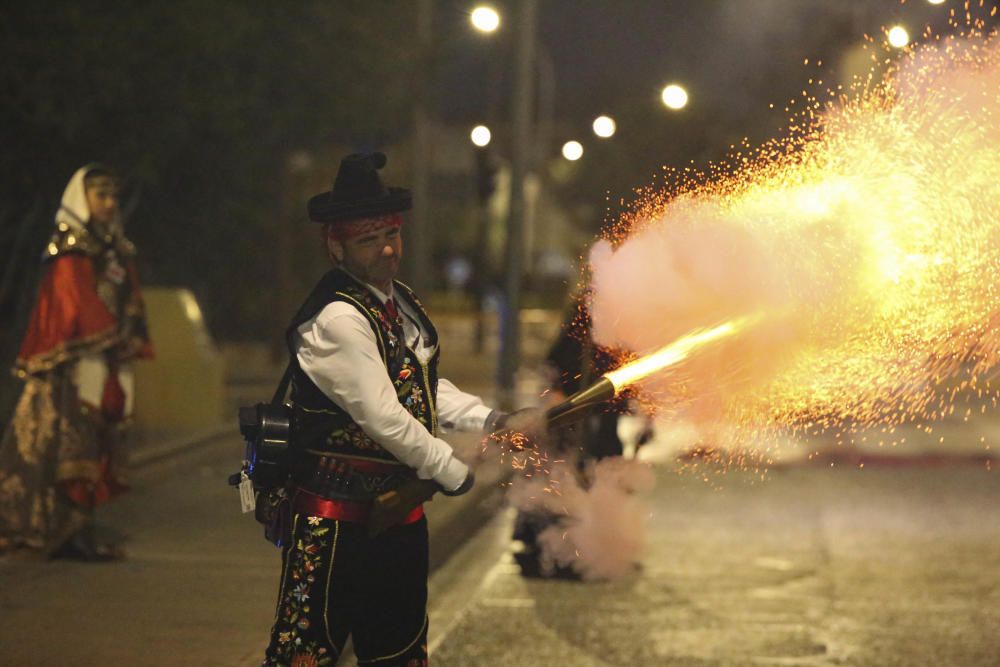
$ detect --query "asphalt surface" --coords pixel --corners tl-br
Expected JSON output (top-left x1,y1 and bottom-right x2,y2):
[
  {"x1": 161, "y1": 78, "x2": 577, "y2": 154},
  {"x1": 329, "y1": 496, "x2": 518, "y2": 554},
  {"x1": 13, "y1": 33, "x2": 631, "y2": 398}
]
[
  {"x1": 1, "y1": 423, "x2": 998, "y2": 665},
  {"x1": 429, "y1": 449, "x2": 1000, "y2": 666}
]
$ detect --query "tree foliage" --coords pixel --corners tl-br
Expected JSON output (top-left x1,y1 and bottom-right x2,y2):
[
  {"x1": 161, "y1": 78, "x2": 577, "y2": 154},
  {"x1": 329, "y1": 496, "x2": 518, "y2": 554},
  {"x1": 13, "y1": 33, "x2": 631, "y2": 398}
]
[{"x1": 0, "y1": 1, "x2": 418, "y2": 339}]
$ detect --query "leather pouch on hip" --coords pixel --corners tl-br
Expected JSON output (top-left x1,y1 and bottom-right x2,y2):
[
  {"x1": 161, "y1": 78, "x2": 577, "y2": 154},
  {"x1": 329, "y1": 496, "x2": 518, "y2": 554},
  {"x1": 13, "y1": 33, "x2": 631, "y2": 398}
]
[{"x1": 255, "y1": 487, "x2": 292, "y2": 548}]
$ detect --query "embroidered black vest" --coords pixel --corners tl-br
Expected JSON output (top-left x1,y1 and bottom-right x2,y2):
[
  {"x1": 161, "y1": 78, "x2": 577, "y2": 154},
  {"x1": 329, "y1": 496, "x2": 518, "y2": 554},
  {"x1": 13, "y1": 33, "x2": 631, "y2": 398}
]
[{"x1": 286, "y1": 269, "x2": 440, "y2": 467}]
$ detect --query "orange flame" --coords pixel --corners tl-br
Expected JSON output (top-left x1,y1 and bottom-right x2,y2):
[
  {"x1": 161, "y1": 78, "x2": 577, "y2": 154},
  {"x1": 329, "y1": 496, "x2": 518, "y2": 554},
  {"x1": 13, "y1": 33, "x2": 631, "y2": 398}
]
[{"x1": 605, "y1": 316, "x2": 757, "y2": 393}]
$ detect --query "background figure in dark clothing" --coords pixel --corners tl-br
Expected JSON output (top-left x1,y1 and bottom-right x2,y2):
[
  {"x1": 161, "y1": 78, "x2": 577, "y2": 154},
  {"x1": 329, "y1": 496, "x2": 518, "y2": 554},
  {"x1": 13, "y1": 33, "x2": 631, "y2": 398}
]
[
  {"x1": 545, "y1": 292, "x2": 629, "y2": 462},
  {"x1": 512, "y1": 291, "x2": 651, "y2": 578}
]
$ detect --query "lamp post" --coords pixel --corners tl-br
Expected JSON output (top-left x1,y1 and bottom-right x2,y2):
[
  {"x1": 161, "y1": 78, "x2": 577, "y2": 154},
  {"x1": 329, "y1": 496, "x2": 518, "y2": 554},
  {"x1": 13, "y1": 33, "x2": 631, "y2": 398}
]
[
  {"x1": 468, "y1": 1, "x2": 544, "y2": 407},
  {"x1": 409, "y1": 0, "x2": 433, "y2": 294},
  {"x1": 471, "y1": 126, "x2": 496, "y2": 353},
  {"x1": 497, "y1": 0, "x2": 537, "y2": 410},
  {"x1": 468, "y1": 6, "x2": 503, "y2": 358}
]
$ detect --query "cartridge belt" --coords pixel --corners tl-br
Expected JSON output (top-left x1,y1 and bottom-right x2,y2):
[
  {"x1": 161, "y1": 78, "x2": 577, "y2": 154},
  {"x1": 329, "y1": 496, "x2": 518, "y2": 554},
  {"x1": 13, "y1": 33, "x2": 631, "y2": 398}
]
[
  {"x1": 292, "y1": 489, "x2": 424, "y2": 525},
  {"x1": 294, "y1": 453, "x2": 417, "y2": 503},
  {"x1": 331, "y1": 455, "x2": 408, "y2": 474}
]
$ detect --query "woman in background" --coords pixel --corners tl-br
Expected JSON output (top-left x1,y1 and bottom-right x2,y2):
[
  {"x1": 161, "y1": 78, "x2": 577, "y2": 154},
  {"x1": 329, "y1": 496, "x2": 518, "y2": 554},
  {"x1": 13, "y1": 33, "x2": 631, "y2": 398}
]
[{"x1": 0, "y1": 164, "x2": 152, "y2": 561}]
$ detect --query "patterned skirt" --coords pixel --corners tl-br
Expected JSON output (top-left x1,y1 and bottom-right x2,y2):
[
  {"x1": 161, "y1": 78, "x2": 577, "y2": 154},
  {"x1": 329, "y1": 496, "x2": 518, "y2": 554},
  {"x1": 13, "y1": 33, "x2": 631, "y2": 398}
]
[{"x1": 0, "y1": 368, "x2": 128, "y2": 554}]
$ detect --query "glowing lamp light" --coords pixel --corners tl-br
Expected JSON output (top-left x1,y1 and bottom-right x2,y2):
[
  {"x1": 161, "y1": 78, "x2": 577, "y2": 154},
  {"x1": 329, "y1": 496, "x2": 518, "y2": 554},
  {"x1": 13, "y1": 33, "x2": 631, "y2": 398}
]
[
  {"x1": 888, "y1": 25, "x2": 910, "y2": 49},
  {"x1": 661, "y1": 83, "x2": 689, "y2": 110},
  {"x1": 592, "y1": 115, "x2": 617, "y2": 138},
  {"x1": 926, "y1": 0, "x2": 945, "y2": 5},
  {"x1": 561, "y1": 140, "x2": 584, "y2": 161},
  {"x1": 470, "y1": 6, "x2": 500, "y2": 33},
  {"x1": 470, "y1": 125, "x2": 492, "y2": 147}
]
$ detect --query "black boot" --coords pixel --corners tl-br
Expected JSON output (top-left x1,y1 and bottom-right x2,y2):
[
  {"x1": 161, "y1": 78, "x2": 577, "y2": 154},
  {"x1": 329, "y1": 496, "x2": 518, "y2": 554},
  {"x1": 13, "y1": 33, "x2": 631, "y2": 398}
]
[{"x1": 51, "y1": 526, "x2": 124, "y2": 562}]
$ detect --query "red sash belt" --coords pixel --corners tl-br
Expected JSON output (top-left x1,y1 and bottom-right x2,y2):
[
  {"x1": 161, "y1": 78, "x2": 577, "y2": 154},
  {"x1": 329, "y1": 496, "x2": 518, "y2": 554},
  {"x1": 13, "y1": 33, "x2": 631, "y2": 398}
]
[{"x1": 293, "y1": 489, "x2": 424, "y2": 525}]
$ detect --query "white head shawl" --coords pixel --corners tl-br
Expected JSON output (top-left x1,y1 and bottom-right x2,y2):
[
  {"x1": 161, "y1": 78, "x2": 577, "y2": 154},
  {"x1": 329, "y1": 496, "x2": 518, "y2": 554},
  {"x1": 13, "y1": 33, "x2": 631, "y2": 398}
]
[{"x1": 54, "y1": 164, "x2": 122, "y2": 236}]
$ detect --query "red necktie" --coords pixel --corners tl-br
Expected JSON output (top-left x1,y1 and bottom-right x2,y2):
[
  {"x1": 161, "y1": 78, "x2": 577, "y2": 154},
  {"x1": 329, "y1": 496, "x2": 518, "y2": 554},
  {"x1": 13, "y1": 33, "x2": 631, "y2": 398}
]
[{"x1": 384, "y1": 297, "x2": 400, "y2": 323}]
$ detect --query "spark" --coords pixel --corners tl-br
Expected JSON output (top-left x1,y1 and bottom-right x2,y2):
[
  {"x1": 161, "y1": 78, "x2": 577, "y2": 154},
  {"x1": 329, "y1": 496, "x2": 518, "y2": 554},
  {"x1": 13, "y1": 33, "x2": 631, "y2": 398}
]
[{"x1": 588, "y1": 6, "x2": 1000, "y2": 474}]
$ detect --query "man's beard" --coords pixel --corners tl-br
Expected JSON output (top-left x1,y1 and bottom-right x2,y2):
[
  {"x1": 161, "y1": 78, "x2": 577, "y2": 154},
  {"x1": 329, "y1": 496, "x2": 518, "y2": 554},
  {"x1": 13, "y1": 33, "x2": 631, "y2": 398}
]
[{"x1": 369, "y1": 256, "x2": 399, "y2": 283}]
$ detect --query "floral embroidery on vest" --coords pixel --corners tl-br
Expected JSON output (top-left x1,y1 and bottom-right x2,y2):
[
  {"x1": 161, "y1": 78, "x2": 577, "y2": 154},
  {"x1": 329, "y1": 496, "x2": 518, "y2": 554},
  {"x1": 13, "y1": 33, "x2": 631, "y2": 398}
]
[{"x1": 293, "y1": 273, "x2": 438, "y2": 460}]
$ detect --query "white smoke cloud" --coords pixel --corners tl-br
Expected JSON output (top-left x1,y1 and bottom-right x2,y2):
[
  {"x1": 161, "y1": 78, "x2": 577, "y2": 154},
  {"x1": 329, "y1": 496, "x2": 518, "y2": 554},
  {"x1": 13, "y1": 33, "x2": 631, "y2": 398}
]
[
  {"x1": 509, "y1": 457, "x2": 655, "y2": 581},
  {"x1": 588, "y1": 34, "x2": 1000, "y2": 443}
]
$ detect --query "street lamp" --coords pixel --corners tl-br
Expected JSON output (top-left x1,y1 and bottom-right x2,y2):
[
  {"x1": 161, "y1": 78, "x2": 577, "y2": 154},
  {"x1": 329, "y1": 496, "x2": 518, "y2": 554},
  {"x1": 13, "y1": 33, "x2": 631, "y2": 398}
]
[
  {"x1": 562, "y1": 140, "x2": 583, "y2": 161},
  {"x1": 470, "y1": 5, "x2": 501, "y2": 33},
  {"x1": 660, "y1": 83, "x2": 688, "y2": 110},
  {"x1": 887, "y1": 25, "x2": 910, "y2": 48},
  {"x1": 592, "y1": 115, "x2": 616, "y2": 138},
  {"x1": 470, "y1": 124, "x2": 492, "y2": 147},
  {"x1": 926, "y1": 0, "x2": 945, "y2": 4}
]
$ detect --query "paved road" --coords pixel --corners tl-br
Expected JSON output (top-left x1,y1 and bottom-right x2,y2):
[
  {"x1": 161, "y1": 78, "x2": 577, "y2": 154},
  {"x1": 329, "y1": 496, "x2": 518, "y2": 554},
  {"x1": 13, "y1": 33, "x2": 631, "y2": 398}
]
[
  {"x1": 1, "y1": 425, "x2": 997, "y2": 666},
  {"x1": 429, "y1": 458, "x2": 1000, "y2": 666}
]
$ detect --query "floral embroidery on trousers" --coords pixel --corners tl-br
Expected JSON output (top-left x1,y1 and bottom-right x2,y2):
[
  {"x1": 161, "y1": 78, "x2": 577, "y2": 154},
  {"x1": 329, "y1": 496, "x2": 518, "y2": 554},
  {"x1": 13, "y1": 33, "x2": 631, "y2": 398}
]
[{"x1": 263, "y1": 513, "x2": 429, "y2": 667}]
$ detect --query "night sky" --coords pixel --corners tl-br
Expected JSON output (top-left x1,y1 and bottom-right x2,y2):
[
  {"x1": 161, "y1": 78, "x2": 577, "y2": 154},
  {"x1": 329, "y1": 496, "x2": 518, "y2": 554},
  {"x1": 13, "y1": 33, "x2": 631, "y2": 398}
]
[{"x1": 439, "y1": 0, "x2": 960, "y2": 156}]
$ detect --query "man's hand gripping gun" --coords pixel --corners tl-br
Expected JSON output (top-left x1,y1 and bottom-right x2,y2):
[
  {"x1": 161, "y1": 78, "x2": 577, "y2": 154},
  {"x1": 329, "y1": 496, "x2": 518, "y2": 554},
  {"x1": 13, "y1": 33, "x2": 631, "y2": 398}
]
[{"x1": 367, "y1": 378, "x2": 616, "y2": 537}]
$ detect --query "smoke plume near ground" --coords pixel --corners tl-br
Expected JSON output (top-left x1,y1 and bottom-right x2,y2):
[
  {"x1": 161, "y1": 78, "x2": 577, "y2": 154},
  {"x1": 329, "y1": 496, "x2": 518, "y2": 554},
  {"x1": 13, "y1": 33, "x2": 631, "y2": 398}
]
[
  {"x1": 589, "y1": 32, "x2": 1000, "y2": 446},
  {"x1": 509, "y1": 457, "x2": 655, "y2": 580}
]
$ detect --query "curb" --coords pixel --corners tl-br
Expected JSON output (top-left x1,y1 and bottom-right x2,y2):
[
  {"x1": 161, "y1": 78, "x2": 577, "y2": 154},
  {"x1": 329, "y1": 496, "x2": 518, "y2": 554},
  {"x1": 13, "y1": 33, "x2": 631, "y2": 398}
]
[
  {"x1": 427, "y1": 462, "x2": 512, "y2": 572},
  {"x1": 772, "y1": 449, "x2": 996, "y2": 469},
  {"x1": 128, "y1": 422, "x2": 513, "y2": 571}
]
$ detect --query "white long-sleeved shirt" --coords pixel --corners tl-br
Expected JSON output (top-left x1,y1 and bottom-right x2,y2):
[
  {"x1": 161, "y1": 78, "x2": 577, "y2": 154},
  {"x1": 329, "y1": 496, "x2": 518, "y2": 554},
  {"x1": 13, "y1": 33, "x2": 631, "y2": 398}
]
[{"x1": 295, "y1": 281, "x2": 492, "y2": 492}]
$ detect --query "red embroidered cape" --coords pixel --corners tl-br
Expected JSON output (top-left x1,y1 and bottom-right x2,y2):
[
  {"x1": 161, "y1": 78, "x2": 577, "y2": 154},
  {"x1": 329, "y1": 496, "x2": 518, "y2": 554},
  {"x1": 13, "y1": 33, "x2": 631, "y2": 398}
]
[
  {"x1": 14, "y1": 253, "x2": 153, "y2": 507},
  {"x1": 16, "y1": 254, "x2": 153, "y2": 375}
]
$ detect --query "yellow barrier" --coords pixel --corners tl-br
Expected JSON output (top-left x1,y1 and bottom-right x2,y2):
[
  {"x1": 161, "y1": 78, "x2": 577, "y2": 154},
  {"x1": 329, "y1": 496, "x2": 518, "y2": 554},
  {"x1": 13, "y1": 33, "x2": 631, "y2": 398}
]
[{"x1": 132, "y1": 288, "x2": 226, "y2": 431}]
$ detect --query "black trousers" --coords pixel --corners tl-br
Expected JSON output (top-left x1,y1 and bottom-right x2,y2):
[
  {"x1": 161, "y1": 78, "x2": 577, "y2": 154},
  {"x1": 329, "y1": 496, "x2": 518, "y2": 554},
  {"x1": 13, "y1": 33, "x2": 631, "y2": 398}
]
[{"x1": 262, "y1": 514, "x2": 429, "y2": 666}]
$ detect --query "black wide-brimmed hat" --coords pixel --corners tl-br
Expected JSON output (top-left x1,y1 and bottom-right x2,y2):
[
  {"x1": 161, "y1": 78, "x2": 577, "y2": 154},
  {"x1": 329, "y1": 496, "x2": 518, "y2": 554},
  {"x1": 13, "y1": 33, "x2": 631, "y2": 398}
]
[{"x1": 307, "y1": 152, "x2": 411, "y2": 223}]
